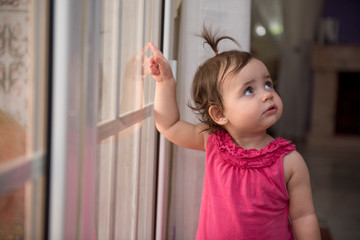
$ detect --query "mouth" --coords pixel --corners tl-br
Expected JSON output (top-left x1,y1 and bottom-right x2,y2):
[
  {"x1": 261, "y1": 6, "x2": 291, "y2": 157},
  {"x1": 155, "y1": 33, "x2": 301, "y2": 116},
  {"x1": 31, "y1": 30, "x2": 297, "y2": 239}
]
[{"x1": 263, "y1": 104, "x2": 277, "y2": 114}]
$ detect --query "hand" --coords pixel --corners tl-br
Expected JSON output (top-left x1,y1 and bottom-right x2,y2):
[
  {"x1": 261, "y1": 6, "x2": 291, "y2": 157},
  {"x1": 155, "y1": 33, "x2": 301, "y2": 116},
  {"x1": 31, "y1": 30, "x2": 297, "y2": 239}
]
[
  {"x1": 148, "y1": 42, "x2": 175, "y2": 82},
  {"x1": 124, "y1": 43, "x2": 150, "y2": 81}
]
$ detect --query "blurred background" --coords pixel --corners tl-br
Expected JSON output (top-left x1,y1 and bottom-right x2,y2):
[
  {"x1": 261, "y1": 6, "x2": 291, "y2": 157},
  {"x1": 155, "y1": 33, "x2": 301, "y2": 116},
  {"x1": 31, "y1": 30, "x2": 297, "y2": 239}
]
[
  {"x1": 0, "y1": 0, "x2": 359, "y2": 239},
  {"x1": 251, "y1": 1, "x2": 360, "y2": 240}
]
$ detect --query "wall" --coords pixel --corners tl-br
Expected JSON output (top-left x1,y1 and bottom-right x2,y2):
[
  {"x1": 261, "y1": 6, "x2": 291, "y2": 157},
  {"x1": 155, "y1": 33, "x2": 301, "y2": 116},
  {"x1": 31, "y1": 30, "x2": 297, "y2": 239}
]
[{"x1": 167, "y1": 0, "x2": 251, "y2": 239}]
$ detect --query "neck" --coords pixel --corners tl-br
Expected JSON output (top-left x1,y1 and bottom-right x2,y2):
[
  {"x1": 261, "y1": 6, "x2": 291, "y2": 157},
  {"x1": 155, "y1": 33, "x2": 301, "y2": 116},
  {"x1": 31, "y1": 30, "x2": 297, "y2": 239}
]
[{"x1": 231, "y1": 132, "x2": 273, "y2": 150}]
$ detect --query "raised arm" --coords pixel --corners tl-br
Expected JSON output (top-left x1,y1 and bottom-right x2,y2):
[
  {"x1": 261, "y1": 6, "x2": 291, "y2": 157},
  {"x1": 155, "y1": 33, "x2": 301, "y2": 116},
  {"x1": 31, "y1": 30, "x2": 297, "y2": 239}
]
[
  {"x1": 284, "y1": 151, "x2": 321, "y2": 240},
  {"x1": 148, "y1": 43, "x2": 208, "y2": 151}
]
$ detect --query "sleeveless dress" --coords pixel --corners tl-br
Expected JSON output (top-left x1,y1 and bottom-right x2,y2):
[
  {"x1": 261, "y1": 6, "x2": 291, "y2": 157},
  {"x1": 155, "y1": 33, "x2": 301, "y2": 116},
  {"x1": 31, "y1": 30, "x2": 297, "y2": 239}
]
[{"x1": 196, "y1": 131, "x2": 295, "y2": 240}]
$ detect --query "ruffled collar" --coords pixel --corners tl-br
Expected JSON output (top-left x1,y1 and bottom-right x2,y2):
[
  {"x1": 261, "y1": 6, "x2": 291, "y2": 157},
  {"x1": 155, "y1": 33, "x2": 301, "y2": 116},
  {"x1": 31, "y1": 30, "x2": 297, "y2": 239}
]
[{"x1": 212, "y1": 131, "x2": 295, "y2": 169}]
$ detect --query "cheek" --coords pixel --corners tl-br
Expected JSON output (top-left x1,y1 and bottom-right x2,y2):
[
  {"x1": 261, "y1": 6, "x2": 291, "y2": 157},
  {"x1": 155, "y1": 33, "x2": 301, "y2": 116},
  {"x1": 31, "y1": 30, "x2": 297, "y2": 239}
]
[
  {"x1": 276, "y1": 97, "x2": 283, "y2": 116},
  {"x1": 224, "y1": 102, "x2": 251, "y2": 121}
]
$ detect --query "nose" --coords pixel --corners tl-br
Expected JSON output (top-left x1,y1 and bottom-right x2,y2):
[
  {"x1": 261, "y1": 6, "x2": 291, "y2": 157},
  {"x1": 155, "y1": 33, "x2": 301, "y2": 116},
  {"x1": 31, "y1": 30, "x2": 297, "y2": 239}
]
[{"x1": 262, "y1": 91, "x2": 274, "y2": 102}]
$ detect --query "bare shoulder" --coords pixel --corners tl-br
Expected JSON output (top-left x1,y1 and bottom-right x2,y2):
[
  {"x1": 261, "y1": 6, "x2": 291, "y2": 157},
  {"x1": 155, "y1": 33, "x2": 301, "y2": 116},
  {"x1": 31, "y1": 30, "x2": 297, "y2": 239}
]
[
  {"x1": 164, "y1": 121, "x2": 210, "y2": 151},
  {"x1": 283, "y1": 150, "x2": 308, "y2": 184},
  {"x1": 197, "y1": 124, "x2": 211, "y2": 150}
]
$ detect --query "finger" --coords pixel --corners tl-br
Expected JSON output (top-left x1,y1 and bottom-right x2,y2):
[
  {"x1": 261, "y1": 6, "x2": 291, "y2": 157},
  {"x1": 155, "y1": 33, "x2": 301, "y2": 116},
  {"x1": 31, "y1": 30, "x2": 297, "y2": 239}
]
[
  {"x1": 149, "y1": 63, "x2": 159, "y2": 71},
  {"x1": 149, "y1": 56, "x2": 156, "y2": 65},
  {"x1": 148, "y1": 58, "x2": 159, "y2": 73},
  {"x1": 149, "y1": 42, "x2": 164, "y2": 57},
  {"x1": 149, "y1": 64, "x2": 160, "y2": 75},
  {"x1": 149, "y1": 43, "x2": 169, "y2": 66},
  {"x1": 131, "y1": 43, "x2": 150, "y2": 63},
  {"x1": 149, "y1": 61, "x2": 159, "y2": 70},
  {"x1": 154, "y1": 56, "x2": 169, "y2": 72}
]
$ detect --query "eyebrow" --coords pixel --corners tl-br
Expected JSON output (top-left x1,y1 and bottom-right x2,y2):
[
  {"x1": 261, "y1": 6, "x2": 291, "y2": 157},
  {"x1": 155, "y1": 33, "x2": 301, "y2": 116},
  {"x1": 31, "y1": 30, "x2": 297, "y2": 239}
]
[
  {"x1": 240, "y1": 75, "x2": 272, "y2": 90},
  {"x1": 242, "y1": 79, "x2": 256, "y2": 87},
  {"x1": 265, "y1": 74, "x2": 271, "y2": 79}
]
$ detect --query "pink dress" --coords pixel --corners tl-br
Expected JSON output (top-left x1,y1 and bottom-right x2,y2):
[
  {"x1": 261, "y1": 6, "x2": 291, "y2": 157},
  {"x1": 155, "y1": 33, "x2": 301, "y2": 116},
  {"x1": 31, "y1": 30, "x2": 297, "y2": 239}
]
[{"x1": 196, "y1": 131, "x2": 295, "y2": 240}]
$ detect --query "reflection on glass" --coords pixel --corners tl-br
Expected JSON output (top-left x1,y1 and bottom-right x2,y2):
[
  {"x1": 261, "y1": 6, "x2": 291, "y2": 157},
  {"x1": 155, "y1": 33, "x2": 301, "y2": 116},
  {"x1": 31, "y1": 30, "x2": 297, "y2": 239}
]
[
  {"x1": 96, "y1": 44, "x2": 152, "y2": 239},
  {"x1": 96, "y1": 0, "x2": 159, "y2": 238},
  {"x1": 0, "y1": 107, "x2": 26, "y2": 240},
  {"x1": 0, "y1": 2, "x2": 30, "y2": 160},
  {"x1": 0, "y1": 50, "x2": 27, "y2": 239},
  {"x1": 119, "y1": 44, "x2": 149, "y2": 116},
  {"x1": 0, "y1": 109, "x2": 26, "y2": 161},
  {"x1": 0, "y1": 187, "x2": 25, "y2": 240},
  {"x1": 0, "y1": 1, "x2": 47, "y2": 239}
]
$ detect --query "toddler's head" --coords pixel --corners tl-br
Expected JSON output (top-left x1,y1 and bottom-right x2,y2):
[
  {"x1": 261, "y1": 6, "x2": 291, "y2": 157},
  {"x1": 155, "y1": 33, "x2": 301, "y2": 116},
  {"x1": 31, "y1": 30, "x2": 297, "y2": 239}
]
[
  {"x1": 189, "y1": 27, "x2": 283, "y2": 134},
  {"x1": 189, "y1": 28, "x2": 253, "y2": 132}
]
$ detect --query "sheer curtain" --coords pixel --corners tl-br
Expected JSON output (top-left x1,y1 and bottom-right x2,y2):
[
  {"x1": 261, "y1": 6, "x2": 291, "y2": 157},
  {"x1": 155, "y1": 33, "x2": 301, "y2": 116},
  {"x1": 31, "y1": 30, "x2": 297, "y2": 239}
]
[
  {"x1": 254, "y1": 0, "x2": 324, "y2": 139},
  {"x1": 167, "y1": 0, "x2": 251, "y2": 239}
]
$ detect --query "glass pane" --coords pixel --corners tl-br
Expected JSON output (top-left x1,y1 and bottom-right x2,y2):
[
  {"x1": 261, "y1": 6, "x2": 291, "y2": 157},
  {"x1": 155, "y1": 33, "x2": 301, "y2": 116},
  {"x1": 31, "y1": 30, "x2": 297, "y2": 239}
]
[
  {"x1": 96, "y1": 137, "x2": 115, "y2": 239},
  {"x1": 96, "y1": 0, "x2": 160, "y2": 238},
  {"x1": 0, "y1": 0, "x2": 48, "y2": 238},
  {"x1": 137, "y1": 116, "x2": 157, "y2": 238},
  {"x1": 118, "y1": 0, "x2": 146, "y2": 117},
  {"x1": 0, "y1": 0, "x2": 48, "y2": 159},
  {"x1": 0, "y1": 2, "x2": 31, "y2": 160},
  {"x1": 114, "y1": 129, "x2": 141, "y2": 239},
  {"x1": 0, "y1": 109, "x2": 26, "y2": 161},
  {"x1": 0, "y1": 186, "x2": 25, "y2": 239},
  {"x1": 0, "y1": 177, "x2": 45, "y2": 240},
  {"x1": 98, "y1": 0, "x2": 119, "y2": 123},
  {"x1": 112, "y1": 115, "x2": 157, "y2": 239},
  {"x1": 98, "y1": 0, "x2": 158, "y2": 123}
]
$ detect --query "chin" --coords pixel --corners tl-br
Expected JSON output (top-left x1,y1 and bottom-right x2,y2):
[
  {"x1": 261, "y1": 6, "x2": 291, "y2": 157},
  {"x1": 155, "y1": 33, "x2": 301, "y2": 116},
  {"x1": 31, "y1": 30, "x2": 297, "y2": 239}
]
[{"x1": 265, "y1": 117, "x2": 280, "y2": 129}]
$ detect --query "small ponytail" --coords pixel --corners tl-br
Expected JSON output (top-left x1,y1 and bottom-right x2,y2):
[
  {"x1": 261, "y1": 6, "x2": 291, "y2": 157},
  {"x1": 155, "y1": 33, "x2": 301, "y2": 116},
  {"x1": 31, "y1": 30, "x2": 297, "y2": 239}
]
[
  {"x1": 190, "y1": 25, "x2": 252, "y2": 133},
  {"x1": 200, "y1": 26, "x2": 241, "y2": 56}
]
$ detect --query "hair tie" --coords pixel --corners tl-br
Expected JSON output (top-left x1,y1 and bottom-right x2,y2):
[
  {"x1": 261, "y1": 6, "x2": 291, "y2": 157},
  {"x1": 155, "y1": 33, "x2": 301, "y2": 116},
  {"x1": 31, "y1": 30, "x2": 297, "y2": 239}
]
[{"x1": 215, "y1": 52, "x2": 218, "y2": 56}]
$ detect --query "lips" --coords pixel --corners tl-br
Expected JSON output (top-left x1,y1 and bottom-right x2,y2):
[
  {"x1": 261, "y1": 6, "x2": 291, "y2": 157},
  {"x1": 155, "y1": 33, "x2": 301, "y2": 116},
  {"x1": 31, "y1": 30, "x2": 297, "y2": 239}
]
[{"x1": 263, "y1": 104, "x2": 277, "y2": 114}]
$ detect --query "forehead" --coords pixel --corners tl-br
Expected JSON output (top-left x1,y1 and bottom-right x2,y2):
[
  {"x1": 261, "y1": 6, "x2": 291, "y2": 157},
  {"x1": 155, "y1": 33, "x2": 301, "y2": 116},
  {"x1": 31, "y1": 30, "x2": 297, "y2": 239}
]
[
  {"x1": 222, "y1": 58, "x2": 269, "y2": 89},
  {"x1": 236, "y1": 58, "x2": 268, "y2": 79}
]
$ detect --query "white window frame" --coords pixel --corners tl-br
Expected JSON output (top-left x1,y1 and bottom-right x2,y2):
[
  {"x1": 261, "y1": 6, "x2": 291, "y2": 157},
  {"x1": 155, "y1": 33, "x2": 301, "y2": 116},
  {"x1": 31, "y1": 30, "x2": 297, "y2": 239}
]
[{"x1": 49, "y1": 0, "x2": 163, "y2": 239}]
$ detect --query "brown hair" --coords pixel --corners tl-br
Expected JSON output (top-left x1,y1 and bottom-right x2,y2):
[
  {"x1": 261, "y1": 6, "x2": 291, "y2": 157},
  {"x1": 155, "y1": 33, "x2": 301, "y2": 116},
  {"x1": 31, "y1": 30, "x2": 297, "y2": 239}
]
[{"x1": 188, "y1": 26, "x2": 253, "y2": 133}]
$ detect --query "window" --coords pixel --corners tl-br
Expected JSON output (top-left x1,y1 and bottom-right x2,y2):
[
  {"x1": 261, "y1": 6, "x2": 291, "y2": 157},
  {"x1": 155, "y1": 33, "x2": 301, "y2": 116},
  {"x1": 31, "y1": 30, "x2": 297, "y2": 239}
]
[
  {"x1": 0, "y1": 1, "x2": 49, "y2": 239},
  {"x1": 1, "y1": 1, "x2": 162, "y2": 238},
  {"x1": 49, "y1": 0, "x2": 162, "y2": 238},
  {"x1": 96, "y1": 0, "x2": 161, "y2": 238}
]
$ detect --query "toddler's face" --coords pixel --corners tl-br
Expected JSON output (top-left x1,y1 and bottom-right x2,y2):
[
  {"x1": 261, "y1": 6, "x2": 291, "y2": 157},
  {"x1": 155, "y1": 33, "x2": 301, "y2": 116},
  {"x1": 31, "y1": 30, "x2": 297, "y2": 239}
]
[{"x1": 221, "y1": 58, "x2": 283, "y2": 137}]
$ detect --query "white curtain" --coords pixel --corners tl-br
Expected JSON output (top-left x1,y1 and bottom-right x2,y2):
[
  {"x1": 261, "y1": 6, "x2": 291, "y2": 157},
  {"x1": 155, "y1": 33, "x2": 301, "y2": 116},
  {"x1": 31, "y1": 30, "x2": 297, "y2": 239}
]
[
  {"x1": 254, "y1": 0, "x2": 324, "y2": 139},
  {"x1": 167, "y1": 0, "x2": 251, "y2": 239}
]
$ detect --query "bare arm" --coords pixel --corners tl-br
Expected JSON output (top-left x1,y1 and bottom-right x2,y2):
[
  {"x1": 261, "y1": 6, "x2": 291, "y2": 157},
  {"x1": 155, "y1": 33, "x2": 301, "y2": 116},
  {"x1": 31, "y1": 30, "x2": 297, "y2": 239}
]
[
  {"x1": 284, "y1": 151, "x2": 321, "y2": 240},
  {"x1": 148, "y1": 43, "x2": 208, "y2": 151}
]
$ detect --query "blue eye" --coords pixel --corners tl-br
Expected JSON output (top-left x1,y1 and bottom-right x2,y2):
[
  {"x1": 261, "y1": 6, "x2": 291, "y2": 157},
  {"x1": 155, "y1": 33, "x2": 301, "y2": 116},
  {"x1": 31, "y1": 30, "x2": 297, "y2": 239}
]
[
  {"x1": 244, "y1": 87, "x2": 253, "y2": 95},
  {"x1": 265, "y1": 81, "x2": 273, "y2": 89}
]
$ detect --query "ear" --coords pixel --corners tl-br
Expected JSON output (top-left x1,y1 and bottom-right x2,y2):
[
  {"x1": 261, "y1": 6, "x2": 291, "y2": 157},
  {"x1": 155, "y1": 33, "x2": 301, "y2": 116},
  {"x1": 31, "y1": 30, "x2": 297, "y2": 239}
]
[{"x1": 209, "y1": 105, "x2": 227, "y2": 125}]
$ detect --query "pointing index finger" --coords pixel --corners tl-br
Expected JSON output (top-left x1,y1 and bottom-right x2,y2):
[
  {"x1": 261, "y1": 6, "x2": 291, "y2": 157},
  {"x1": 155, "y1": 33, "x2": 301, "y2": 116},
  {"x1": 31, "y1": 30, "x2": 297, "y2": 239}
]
[{"x1": 149, "y1": 42, "x2": 163, "y2": 57}]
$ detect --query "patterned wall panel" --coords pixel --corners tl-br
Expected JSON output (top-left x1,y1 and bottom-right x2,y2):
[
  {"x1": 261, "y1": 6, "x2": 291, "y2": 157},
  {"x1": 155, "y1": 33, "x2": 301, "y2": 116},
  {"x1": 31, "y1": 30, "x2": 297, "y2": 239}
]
[{"x1": 0, "y1": 0, "x2": 30, "y2": 127}]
